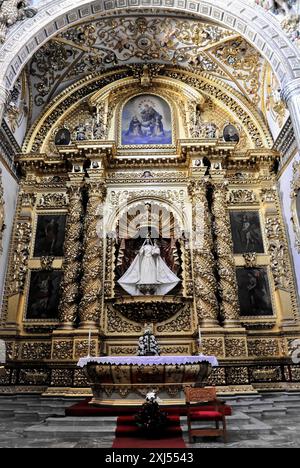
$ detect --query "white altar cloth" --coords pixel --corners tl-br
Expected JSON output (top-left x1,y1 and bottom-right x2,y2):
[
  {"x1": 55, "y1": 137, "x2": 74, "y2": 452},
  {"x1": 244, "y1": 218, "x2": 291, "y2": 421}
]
[{"x1": 77, "y1": 355, "x2": 218, "y2": 367}]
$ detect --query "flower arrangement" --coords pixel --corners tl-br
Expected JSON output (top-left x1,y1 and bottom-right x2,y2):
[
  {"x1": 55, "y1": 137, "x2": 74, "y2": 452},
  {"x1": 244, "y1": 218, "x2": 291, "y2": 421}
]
[{"x1": 135, "y1": 391, "x2": 168, "y2": 435}]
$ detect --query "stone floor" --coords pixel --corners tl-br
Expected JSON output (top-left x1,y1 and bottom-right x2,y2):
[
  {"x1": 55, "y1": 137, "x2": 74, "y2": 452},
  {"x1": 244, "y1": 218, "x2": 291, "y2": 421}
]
[{"x1": 0, "y1": 393, "x2": 299, "y2": 448}]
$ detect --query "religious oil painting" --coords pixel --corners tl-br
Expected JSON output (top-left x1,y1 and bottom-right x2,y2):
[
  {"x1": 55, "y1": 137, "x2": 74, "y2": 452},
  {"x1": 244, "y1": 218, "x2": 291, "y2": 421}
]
[
  {"x1": 236, "y1": 267, "x2": 273, "y2": 317},
  {"x1": 121, "y1": 95, "x2": 173, "y2": 146},
  {"x1": 55, "y1": 128, "x2": 71, "y2": 146},
  {"x1": 33, "y1": 215, "x2": 66, "y2": 257},
  {"x1": 230, "y1": 211, "x2": 265, "y2": 254},
  {"x1": 26, "y1": 271, "x2": 63, "y2": 320},
  {"x1": 223, "y1": 124, "x2": 240, "y2": 143}
]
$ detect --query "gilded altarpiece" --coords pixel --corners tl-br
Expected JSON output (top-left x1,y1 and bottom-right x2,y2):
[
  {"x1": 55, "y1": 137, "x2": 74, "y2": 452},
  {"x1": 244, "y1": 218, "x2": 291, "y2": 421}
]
[{"x1": 0, "y1": 67, "x2": 299, "y2": 396}]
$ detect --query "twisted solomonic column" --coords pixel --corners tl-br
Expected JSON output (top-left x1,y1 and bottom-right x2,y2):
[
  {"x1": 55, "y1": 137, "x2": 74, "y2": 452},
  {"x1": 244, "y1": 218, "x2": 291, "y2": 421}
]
[
  {"x1": 211, "y1": 180, "x2": 241, "y2": 328},
  {"x1": 188, "y1": 179, "x2": 220, "y2": 328},
  {"x1": 59, "y1": 185, "x2": 83, "y2": 329},
  {"x1": 79, "y1": 181, "x2": 106, "y2": 329}
]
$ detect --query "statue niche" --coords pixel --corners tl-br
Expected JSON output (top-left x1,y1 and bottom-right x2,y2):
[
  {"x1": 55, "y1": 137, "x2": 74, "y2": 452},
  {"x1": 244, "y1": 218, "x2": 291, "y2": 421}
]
[{"x1": 118, "y1": 237, "x2": 180, "y2": 296}]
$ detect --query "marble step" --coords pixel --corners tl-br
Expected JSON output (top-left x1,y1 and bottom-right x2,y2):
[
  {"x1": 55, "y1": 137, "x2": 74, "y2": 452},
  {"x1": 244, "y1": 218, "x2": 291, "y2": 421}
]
[
  {"x1": 25, "y1": 425, "x2": 116, "y2": 438},
  {"x1": 25, "y1": 411, "x2": 271, "y2": 440},
  {"x1": 246, "y1": 407, "x2": 288, "y2": 418},
  {"x1": 45, "y1": 416, "x2": 118, "y2": 427}
]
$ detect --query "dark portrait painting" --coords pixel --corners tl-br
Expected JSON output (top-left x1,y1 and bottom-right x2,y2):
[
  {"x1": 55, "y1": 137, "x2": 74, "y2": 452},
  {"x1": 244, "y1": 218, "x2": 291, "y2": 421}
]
[
  {"x1": 236, "y1": 267, "x2": 273, "y2": 317},
  {"x1": 223, "y1": 124, "x2": 240, "y2": 143},
  {"x1": 34, "y1": 215, "x2": 66, "y2": 257},
  {"x1": 55, "y1": 128, "x2": 71, "y2": 146},
  {"x1": 26, "y1": 270, "x2": 62, "y2": 320},
  {"x1": 230, "y1": 211, "x2": 264, "y2": 254},
  {"x1": 122, "y1": 95, "x2": 172, "y2": 146}
]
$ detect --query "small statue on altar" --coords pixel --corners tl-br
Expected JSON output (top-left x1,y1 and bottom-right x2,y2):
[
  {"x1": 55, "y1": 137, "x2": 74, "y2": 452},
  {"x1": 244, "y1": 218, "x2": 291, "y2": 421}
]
[{"x1": 137, "y1": 326, "x2": 160, "y2": 356}]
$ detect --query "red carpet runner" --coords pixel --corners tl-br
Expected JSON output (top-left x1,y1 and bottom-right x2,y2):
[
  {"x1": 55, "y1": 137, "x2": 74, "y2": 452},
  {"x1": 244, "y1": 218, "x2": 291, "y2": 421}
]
[{"x1": 112, "y1": 415, "x2": 186, "y2": 448}]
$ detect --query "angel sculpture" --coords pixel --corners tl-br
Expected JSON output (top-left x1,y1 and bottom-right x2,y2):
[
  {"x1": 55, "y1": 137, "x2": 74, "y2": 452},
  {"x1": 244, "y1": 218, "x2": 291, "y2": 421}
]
[{"x1": 0, "y1": 0, "x2": 37, "y2": 44}]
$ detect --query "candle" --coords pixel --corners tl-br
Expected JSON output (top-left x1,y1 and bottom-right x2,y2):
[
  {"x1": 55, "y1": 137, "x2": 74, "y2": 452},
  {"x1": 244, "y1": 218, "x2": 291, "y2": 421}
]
[{"x1": 88, "y1": 330, "x2": 92, "y2": 357}]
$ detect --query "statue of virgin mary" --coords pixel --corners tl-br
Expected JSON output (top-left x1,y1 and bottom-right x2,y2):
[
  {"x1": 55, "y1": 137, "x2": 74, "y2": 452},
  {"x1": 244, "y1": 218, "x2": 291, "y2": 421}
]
[{"x1": 118, "y1": 239, "x2": 180, "y2": 296}]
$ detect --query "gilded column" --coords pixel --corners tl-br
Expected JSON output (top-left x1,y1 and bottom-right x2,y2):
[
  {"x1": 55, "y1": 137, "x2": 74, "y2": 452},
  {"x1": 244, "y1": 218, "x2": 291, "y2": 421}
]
[
  {"x1": 189, "y1": 179, "x2": 220, "y2": 328},
  {"x1": 79, "y1": 179, "x2": 106, "y2": 329},
  {"x1": 59, "y1": 183, "x2": 83, "y2": 329},
  {"x1": 211, "y1": 179, "x2": 241, "y2": 328}
]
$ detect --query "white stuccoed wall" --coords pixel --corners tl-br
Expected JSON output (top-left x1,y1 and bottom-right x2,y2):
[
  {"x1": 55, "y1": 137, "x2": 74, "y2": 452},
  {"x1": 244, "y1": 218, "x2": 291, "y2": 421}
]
[
  {"x1": 279, "y1": 153, "x2": 300, "y2": 300},
  {"x1": 0, "y1": 163, "x2": 18, "y2": 313}
]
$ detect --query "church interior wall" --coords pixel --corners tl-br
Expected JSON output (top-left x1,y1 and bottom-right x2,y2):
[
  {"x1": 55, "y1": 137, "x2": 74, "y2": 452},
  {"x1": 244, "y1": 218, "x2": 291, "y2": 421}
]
[
  {"x1": 279, "y1": 151, "x2": 300, "y2": 297},
  {"x1": 0, "y1": 1, "x2": 300, "y2": 397}
]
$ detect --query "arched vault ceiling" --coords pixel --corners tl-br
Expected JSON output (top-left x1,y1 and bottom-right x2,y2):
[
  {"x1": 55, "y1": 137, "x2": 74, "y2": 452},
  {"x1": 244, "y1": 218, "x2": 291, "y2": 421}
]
[{"x1": 26, "y1": 15, "x2": 267, "y2": 126}]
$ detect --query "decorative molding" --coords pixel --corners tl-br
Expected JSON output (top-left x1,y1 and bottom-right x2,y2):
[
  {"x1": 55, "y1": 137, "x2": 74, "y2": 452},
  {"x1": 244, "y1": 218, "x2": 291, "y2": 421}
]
[
  {"x1": 7, "y1": 218, "x2": 32, "y2": 296},
  {"x1": 228, "y1": 189, "x2": 257, "y2": 204}
]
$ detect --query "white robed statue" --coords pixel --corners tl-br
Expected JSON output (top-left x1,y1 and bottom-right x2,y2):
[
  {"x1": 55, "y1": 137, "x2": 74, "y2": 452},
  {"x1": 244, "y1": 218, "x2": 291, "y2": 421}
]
[{"x1": 118, "y1": 238, "x2": 180, "y2": 296}]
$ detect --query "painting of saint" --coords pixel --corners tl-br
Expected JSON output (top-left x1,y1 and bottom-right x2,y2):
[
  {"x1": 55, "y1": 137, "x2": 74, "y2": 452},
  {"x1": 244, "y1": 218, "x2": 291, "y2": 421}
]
[
  {"x1": 55, "y1": 128, "x2": 71, "y2": 146},
  {"x1": 236, "y1": 267, "x2": 273, "y2": 317},
  {"x1": 26, "y1": 271, "x2": 62, "y2": 320},
  {"x1": 230, "y1": 211, "x2": 265, "y2": 254},
  {"x1": 122, "y1": 95, "x2": 172, "y2": 146},
  {"x1": 34, "y1": 215, "x2": 66, "y2": 257},
  {"x1": 223, "y1": 124, "x2": 240, "y2": 143}
]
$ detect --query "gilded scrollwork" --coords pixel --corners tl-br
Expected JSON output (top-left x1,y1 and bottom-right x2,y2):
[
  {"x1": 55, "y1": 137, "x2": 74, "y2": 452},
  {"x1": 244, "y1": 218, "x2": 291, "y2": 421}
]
[
  {"x1": 243, "y1": 252, "x2": 258, "y2": 268},
  {"x1": 59, "y1": 185, "x2": 83, "y2": 326},
  {"x1": 226, "y1": 367, "x2": 249, "y2": 385},
  {"x1": 80, "y1": 181, "x2": 106, "y2": 326},
  {"x1": 156, "y1": 306, "x2": 192, "y2": 334},
  {"x1": 29, "y1": 17, "x2": 233, "y2": 107},
  {"x1": 20, "y1": 342, "x2": 51, "y2": 361},
  {"x1": 7, "y1": 219, "x2": 32, "y2": 296},
  {"x1": 107, "y1": 308, "x2": 142, "y2": 334},
  {"x1": 202, "y1": 338, "x2": 225, "y2": 358},
  {"x1": 265, "y1": 215, "x2": 291, "y2": 290},
  {"x1": 51, "y1": 369, "x2": 74, "y2": 387},
  {"x1": 38, "y1": 193, "x2": 68, "y2": 209},
  {"x1": 248, "y1": 338, "x2": 280, "y2": 357},
  {"x1": 74, "y1": 340, "x2": 98, "y2": 359},
  {"x1": 225, "y1": 338, "x2": 248, "y2": 358},
  {"x1": 52, "y1": 341, "x2": 74, "y2": 360},
  {"x1": 260, "y1": 188, "x2": 277, "y2": 203},
  {"x1": 228, "y1": 189, "x2": 257, "y2": 204},
  {"x1": 40, "y1": 256, "x2": 54, "y2": 271},
  {"x1": 20, "y1": 191, "x2": 36, "y2": 208},
  {"x1": 211, "y1": 181, "x2": 240, "y2": 325}
]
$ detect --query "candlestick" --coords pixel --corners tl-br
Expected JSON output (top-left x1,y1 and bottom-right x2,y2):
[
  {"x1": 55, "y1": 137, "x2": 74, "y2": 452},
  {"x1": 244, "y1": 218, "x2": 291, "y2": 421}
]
[
  {"x1": 198, "y1": 326, "x2": 202, "y2": 345},
  {"x1": 88, "y1": 330, "x2": 92, "y2": 357}
]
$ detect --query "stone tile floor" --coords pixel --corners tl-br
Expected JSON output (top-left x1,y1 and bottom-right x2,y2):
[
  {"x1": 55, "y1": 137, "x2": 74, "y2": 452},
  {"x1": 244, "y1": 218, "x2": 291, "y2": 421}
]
[{"x1": 0, "y1": 394, "x2": 299, "y2": 448}]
